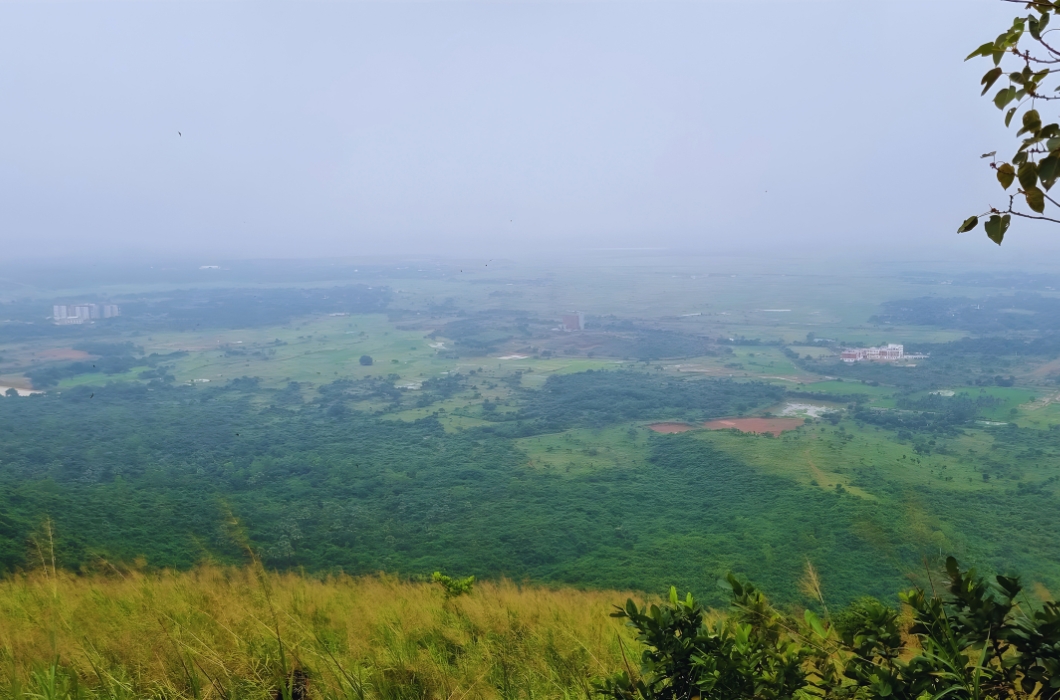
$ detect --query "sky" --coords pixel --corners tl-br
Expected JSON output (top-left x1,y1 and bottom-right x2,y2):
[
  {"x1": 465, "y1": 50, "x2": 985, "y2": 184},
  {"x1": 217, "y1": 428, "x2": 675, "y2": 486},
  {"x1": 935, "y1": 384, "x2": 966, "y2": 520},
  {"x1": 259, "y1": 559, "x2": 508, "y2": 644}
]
[{"x1": 1, "y1": 0, "x2": 1054, "y2": 265}]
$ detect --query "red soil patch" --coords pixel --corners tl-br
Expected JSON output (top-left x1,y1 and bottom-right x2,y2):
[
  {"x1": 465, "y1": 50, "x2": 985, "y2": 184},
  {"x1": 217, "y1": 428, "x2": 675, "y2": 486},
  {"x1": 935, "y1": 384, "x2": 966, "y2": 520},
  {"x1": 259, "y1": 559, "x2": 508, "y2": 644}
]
[
  {"x1": 39, "y1": 348, "x2": 92, "y2": 361},
  {"x1": 703, "y1": 417, "x2": 804, "y2": 436},
  {"x1": 648, "y1": 422, "x2": 697, "y2": 434}
]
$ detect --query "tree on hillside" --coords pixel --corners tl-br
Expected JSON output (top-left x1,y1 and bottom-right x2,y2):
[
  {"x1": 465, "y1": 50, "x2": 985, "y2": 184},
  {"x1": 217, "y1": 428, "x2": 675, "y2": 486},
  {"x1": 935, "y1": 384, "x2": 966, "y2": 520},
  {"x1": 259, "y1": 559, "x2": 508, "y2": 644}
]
[{"x1": 960, "y1": 1, "x2": 1060, "y2": 244}]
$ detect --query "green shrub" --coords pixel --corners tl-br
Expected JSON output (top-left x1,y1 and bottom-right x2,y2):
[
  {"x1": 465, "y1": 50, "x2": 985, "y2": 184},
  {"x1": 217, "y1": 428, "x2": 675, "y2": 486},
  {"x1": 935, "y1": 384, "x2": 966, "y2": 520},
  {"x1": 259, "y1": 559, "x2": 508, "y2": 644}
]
[
  {"x1": 599, "y1": 558, "x2": 1060, "y2": 700},
  {"x1": 431, "y1": 572, "x2": 474, "y2": 598}
]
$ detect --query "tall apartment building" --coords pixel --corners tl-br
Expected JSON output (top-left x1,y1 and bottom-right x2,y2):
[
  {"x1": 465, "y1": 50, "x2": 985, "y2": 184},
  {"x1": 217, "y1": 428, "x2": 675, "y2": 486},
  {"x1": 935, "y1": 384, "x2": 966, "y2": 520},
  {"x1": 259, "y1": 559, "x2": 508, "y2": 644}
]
[
  {"x1": 561, "y1": 312, "x2": 585, "y2": 332},
  {"x1": 52, "y1": 303, "x2": 120, "y2": 325}
]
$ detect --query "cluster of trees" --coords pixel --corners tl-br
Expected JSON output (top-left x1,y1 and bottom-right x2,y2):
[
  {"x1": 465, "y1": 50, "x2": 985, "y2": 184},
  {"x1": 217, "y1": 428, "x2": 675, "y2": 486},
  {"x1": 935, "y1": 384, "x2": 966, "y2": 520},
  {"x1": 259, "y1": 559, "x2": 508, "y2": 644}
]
[
  {"x1": 853, "y1": 393, "x2": 1001, "y2": 436},
  {"x1": 602, "y1": 558, "x2": 1060, "y2": 700},
  {"x1": 515, "y1": 371, "x2": 784, "y2": 430},
  {"x1": 25, "y1": 344, "x2": 187, "y2": 388},
  {"x1": 590, "y1": 320, "x2": 721, "y2": 360},
  {"x1": 871, "y1": 294, "x2": 1060, "y2": 333},
  {"x1": 438, "y1": 311, "x2": 550, "y2": 356}
]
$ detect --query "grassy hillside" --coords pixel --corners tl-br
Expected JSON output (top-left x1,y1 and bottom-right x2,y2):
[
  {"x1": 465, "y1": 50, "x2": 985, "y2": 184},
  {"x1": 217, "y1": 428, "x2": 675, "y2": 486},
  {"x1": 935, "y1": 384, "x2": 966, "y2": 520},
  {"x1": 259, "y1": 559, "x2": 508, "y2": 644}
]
[{"x1": 0, "y1": 566, "x2": 635, "y2": 700}]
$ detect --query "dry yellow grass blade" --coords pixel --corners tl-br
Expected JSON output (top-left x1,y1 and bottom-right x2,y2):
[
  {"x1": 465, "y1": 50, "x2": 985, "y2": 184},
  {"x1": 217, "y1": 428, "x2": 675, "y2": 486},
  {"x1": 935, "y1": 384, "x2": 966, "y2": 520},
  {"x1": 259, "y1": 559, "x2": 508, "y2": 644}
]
[{"x1": 0, "y1": 567, "x2": 641, "y2": 700}]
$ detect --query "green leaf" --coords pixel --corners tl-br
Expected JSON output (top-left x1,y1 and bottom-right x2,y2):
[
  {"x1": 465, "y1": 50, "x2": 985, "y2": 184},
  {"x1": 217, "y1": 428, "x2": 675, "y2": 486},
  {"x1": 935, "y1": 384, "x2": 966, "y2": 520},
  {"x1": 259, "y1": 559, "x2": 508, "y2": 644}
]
[
  {"x1": 804, "y1": 609, "x2": 827, "y2": 638},
  {"x1": 981, "y1": 151, "x2": 997, "y2": 159},
  {"x1": 995, "y1": 87, "x2": 1017, "y2": 109},
  {"x1": 997, "y1": 163, "x2": 1016, "y2": 189},
  {"x1": 966, "y1": 41, "x2": 996, "y2": 60},
  {"x1": 1018, "y1": 161, "x2": 1039, "y2": 189},
  {"x1": 1020, "y1": 108, "x2": 1043, "y2": 135},
  {"x1": 984, "y1": 214, "x2": 1011, "y2": 245},
  {"x1": 1026, "y1": 186, "x2": 1046, "y2": 213},
  {"x1": 1038, "y1": 155, "x2": 1059, "y2": 188},
  {"x1": 1006, "y1": 107, "x2": 1018, "y2": 127},
  {"x1": 981, "y1": 67, "x2": 1004, "y2": 95},
  {"x1": 957, "y1": 216, "x2": 979, "y2": 233}
]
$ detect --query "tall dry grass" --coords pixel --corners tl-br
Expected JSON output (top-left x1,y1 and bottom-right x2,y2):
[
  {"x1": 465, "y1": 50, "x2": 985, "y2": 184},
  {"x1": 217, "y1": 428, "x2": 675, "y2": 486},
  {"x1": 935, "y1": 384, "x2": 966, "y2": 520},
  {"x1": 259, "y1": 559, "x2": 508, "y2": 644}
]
[{"x1": 0, "y1": 566, "x2": 641, "y2": 700}]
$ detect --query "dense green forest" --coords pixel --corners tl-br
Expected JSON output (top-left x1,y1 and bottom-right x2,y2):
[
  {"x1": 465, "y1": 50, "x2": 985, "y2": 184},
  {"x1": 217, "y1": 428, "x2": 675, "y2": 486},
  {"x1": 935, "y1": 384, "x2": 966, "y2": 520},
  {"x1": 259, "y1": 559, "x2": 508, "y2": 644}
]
[{"x1": 2, "y1": 365, "x2": 1058, "y2": 605}]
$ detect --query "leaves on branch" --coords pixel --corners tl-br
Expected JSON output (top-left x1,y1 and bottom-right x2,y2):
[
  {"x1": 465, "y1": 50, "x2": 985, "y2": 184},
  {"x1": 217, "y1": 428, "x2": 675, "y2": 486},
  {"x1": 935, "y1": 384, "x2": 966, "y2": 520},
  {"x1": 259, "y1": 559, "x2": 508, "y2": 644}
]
[
  {"x1": 1018, "y1": 161, "x2": 1039, "y2": 189},
  {"x1": 1040, "y1": 155, "x2": 1060, "y2": 189},
  {"x1": 984, "y1": 214, "x2": 1011, "y2": 245},
  {"x1": 1020, "y1": 109, "x2": 1043, "y2": 136},
  {"x1": 1026, "y1": 186, "x2": 1046, "y2": 213},
  {"x1": 982, "y1": 67, "x2": 1004, "y2": 95},
  {"x1": 995, "y1": 86, "x2": 1018, "y2": 110},
  {"x1": 963, "y1": 4, "x2": 1060, "y2": 240},
  {"x1": 998, "y1": 163, "x2": 1016, "y2": 190}
]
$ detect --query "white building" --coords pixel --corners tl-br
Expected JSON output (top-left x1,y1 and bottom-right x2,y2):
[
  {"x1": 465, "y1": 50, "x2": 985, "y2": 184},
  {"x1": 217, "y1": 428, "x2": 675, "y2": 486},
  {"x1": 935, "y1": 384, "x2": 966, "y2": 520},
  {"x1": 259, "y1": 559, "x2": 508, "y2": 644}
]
[
  {"x1": 52, "y1": 303, "x2": 120, "y2": 325},
  {"x1": 841, "y1": 344, "x2": 904, "y2": 363}
]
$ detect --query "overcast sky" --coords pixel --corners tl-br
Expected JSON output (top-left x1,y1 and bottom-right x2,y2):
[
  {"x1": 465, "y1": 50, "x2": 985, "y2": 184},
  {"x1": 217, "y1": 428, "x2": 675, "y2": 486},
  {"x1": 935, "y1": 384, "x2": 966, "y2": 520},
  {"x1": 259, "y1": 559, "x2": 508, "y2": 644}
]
[{"x1": 1, "y1": 0, "x2": 1053, "y2": 264}]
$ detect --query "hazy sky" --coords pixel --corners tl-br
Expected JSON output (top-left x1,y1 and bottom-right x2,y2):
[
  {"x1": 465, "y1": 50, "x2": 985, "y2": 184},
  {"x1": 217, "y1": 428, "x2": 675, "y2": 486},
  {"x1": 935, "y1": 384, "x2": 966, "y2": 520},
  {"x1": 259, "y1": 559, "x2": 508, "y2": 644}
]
[{"x1": 1, "y1": 0, "x2": 1052, "y2": 263}]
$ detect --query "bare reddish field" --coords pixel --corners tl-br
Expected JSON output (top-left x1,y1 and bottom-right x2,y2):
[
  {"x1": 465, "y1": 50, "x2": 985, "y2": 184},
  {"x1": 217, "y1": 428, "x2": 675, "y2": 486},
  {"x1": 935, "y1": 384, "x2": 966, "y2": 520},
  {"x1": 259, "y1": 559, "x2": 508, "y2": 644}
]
[
  {"x1": 647, "y1": 422, "x2": 697, "y2": 434},
  {"x1": 702, "y1": 417, "x2": 803, "y2": 436}
]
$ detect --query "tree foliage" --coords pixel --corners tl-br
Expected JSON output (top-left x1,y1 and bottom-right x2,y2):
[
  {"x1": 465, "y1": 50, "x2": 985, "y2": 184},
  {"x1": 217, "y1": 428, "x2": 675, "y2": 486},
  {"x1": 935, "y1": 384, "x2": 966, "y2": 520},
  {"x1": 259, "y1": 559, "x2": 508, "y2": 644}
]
[
  {"x1": 431, "y1": 571, "x2": 475, "y2": 598},
  {"x1": 600, "y1": 557, "x2": 1060, "y2": 700},
  {"x1": 962, "y1": 1, "x2": 1060, "y2": 243}
]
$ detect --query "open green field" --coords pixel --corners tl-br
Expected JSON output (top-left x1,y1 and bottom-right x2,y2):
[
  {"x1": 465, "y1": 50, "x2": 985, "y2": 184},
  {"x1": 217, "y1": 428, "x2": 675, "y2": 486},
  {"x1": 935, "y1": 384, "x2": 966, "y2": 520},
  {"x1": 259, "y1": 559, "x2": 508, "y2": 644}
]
[{"x1": 516, "y1": 425, "x2": 650, "y2": 476}]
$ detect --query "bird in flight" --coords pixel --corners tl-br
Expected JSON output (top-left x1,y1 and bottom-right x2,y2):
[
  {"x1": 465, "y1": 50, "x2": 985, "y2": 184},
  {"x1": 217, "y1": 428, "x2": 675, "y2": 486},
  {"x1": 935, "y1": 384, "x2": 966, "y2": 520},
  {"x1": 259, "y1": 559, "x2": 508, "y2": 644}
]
[{"x1": 178, "y1": 131, "x2": 182, "y2": 137}]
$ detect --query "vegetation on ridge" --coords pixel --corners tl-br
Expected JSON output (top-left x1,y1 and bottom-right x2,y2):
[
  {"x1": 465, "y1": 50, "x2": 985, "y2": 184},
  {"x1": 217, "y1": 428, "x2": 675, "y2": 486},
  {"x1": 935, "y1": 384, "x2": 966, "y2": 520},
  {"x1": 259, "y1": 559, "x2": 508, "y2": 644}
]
[
  {"x1": 2, "y1": 559, "x2": 1057, "y2": 700},
  {"x1": 0, "y1": 564, "x2": 633, "y2": 700}
]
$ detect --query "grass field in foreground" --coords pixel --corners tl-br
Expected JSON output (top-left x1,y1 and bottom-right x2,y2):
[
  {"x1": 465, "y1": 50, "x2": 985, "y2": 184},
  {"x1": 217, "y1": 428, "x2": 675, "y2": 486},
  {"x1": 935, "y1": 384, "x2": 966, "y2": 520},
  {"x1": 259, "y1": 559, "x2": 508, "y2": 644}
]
[{"x1": 0, "y1": 566, "x2": 635, "y2": 700}]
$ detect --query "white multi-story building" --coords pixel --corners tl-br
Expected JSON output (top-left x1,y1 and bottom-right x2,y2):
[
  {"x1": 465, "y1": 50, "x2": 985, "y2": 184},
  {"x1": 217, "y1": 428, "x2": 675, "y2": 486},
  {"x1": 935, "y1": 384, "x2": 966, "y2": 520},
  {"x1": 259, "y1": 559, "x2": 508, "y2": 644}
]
[
  {"x1": 840, "y1": 344, "x2": 904, "y2": 363},
  {"x1": 52, "y1": 303, "x2": 120, "y2": 325}
]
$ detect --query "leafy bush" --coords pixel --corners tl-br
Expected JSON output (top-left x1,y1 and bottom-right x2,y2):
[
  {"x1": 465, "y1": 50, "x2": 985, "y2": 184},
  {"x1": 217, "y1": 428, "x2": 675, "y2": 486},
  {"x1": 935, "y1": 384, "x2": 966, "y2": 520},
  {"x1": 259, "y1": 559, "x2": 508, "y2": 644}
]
[
  {"x1": 600, "y1": 557, "x2": 1060, "y2": 700},
  {"x1": 599, "y1": 577, "x2": 811, "y2": 700},
  {"x1": 431, "y1": 572, "x2": 475, "y2": 598}
]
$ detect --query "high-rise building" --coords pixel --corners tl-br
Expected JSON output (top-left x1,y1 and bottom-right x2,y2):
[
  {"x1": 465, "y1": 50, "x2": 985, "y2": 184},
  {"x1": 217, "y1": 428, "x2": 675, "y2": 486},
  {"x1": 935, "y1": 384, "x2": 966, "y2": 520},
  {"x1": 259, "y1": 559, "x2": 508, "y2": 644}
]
[
  {"x1": 561, "y1": 312, "x2": 585, "y2": 332},
  {"x1": 51, "y1": 303, "x2": 120, "y2": 324}
]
